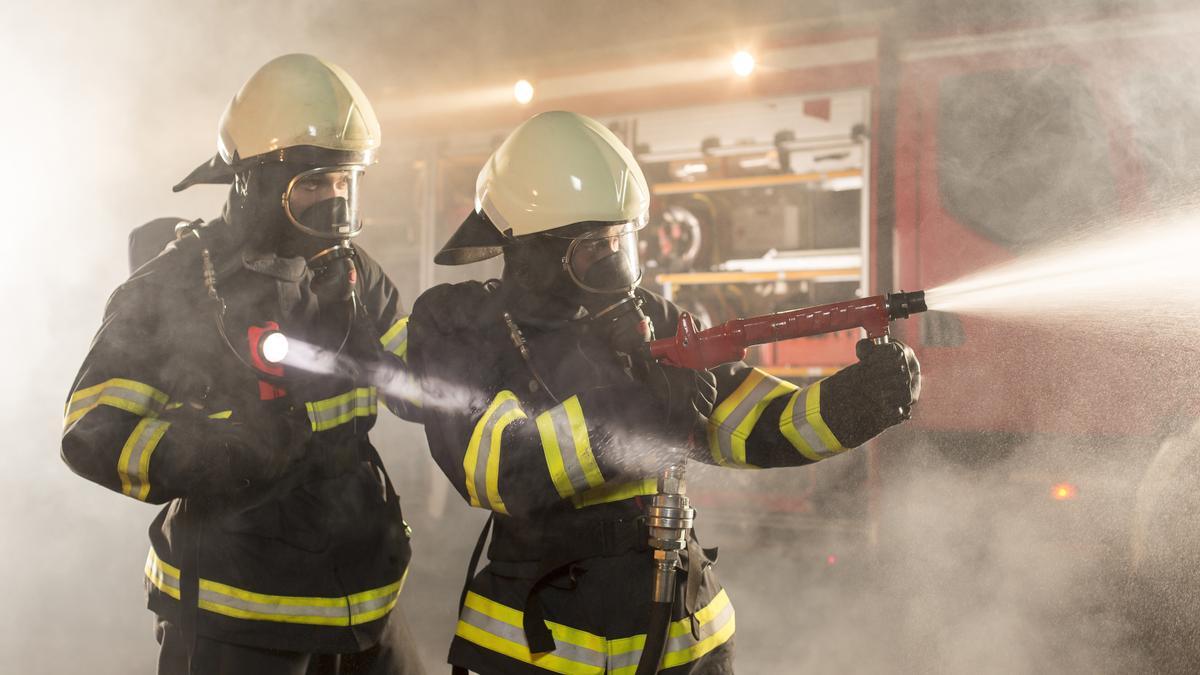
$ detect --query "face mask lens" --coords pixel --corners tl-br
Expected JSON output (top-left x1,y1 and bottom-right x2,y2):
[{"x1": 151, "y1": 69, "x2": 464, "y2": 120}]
[
  {"x1": 283, "y1": 168, "x2": 364, "y2": 239},
  {"x1": 566, "y1": 229, "x2": 641, "y2": 293}
]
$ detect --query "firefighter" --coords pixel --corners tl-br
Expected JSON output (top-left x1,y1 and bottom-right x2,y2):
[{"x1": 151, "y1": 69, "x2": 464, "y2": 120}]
[
  {"x1": 409, "y1": 111, "x2": 921, "y2": 674},
  {"x1": 61, "y1": 54, "x2": 424, "y2": 675}
]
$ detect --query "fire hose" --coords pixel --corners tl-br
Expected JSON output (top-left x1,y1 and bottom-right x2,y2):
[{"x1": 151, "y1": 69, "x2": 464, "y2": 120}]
[{"x1": 633, "y1": 291, "x2": 926, "y2": 675}]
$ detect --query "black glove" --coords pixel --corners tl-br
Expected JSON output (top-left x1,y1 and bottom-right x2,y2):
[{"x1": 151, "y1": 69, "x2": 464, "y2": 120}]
[
  {"x1": 854, "y1": 338, "x2": 921, "y2": 415},
  {"x1": 639, "y1": 361, "x2": 718, "y2": 446},
  {"x1": 820, "y1": 339, "x2": 921, "y2": 448},
  {"x1": 158, "y1": 397, "x2": 312, "y2": 495}
]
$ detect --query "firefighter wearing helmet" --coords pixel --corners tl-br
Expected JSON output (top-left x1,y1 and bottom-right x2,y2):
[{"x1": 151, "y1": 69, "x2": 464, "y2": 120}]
[
  {"x1": 62, "y1": 54, "x2": 425, "y2": 674},
  {"x1": 408, "y1": 111, "x2": 921, "y2": 674}
]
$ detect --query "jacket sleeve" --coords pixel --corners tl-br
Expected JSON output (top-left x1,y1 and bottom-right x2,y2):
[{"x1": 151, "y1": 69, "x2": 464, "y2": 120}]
[
  {"x1": 60, "y1": 269, "x2": 242, "y2": 504},
  {"x1": 644, "y1": 291, "x2": 897, "y2": 470},
  {"x1": 354, "y1": 248, "x2": 421, "y2": 421},
  {"x1": 409, "y1": 284, "x2": 669, "y2": 519}
]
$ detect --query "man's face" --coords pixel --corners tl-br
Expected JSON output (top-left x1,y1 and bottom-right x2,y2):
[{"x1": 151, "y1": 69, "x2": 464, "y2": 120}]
[
  {"x1": 282, "y1": 166, "x2": 364, "y2": 239},
  {"x1": 562, "y1": 224, "x2": 642, "y2": 293},
  {"x1": 287, "y1": 169, "x2": 353, "y2": 215}
]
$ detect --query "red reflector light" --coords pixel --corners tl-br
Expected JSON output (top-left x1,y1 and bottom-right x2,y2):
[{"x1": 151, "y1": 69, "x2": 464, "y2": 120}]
[
  {"x1": 826, "y1": 554, "x2": 838, "y2": 566},
  {"x1": 1051, "y1": 483, "x2": 1078, "y2": 501}
]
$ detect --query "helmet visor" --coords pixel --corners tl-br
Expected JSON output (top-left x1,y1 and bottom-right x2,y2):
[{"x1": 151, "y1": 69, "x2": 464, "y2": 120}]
[
  {"x1": 562, "y1": 223, "x2": 642, "y2": 293},
  {"x1": 283, "y1": 167, "x2": 365, "y2": 239}
]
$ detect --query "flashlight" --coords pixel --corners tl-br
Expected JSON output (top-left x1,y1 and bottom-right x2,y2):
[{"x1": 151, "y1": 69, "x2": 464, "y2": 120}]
[
  {"x1": 247, "y1": 323, "x2": 289, "y2": 374},
  {"x1": 260, "y1": 331, "x2": 289, "y2": 364}
]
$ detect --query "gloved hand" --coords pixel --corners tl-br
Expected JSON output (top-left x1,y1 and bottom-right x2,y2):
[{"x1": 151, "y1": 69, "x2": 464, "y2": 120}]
[
  {"x1": 639, "y1": 361, "x2": 718, "y2": 447},
  {"x1": 225, "y1": 397, "x2": 313, "y2": 486},
  {"x1": 820, "y1": 339, "x2": 921, "y2": 448},
  {"x1": 159, "y1": 396, "x2": 312, "y2": 495},
  {"x1": 854, "y1": 338, "x2": 921, "y2": 417}
]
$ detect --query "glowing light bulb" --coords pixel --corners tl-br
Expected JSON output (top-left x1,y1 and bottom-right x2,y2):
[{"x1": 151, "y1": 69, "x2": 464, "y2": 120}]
[
  {"x1": 261, "y1": 331, "x2": 290, "y2": 364},
  {"x1": 513, "y1": 79, "x2": 534, "y2": 105},
  {"x1": 1051, "y1": 482, "x2": 1078, "y2": 501},
  {"x1": 731, "y1": 51, "x2": 756, "y2": 77}
]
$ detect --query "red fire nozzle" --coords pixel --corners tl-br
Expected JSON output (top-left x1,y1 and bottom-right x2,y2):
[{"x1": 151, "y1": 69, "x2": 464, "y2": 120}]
[{"x1": 647, "y1": 290, "x2": 927, "y2": 370}]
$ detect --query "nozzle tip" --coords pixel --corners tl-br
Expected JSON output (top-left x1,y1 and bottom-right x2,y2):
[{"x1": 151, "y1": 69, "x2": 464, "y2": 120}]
[{"x1": 887, "y1": 290, "x2": 927, "y2": 320}]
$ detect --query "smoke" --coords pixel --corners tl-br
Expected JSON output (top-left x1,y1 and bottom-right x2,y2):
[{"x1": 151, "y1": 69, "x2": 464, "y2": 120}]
[
  {"x1": 683, "y1": 4, "x2": 1200, "y2": 674},
  {"x1": 8, "y1": 1, "x2": 1200, "y2": 674}
]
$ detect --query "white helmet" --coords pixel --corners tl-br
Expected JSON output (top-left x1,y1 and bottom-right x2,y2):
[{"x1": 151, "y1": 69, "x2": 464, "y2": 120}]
[
  {"x1": 174, "y1": 54, "x2": 381, "y2": 241},
  {"x1": 437, "y1": 111, "x2": 649, "y2": 270},
  {"x1": 216, "y1": 53, "x2": 380, "y2": 167}
]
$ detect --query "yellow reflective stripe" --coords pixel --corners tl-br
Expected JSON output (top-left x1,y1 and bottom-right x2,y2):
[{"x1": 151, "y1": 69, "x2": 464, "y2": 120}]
[
  {"x1": 117, "y1": 418, "x2": 172, "y2": 501},
  {"x1": 380, "y1": 316, "x2": 410, "y2": 361},
  {"x1": 608, "y1": 589, "x2": 736, "y2": 674},
  {"x1": 779, "y1": 380, "x2": 844, "y2": 460},
  {"x1": 780, "y1": 390, "x2": 822, "y2": 461},
  {"x1": 707, "y1": 369, "x2": 796, "y2": 467},
  {"x1": 305, "y1": 387, "x2": 378, "y2": 432},
  {"x1": 145, "y1": 548, "x2": 181, "y2": 600},
  {"x1": 466, "y1": 592, "x2": 607, "y2": 652},
  {"x1": 164, "y1": 403, "x2": 230, "y2": 419},
  {"x1": 565, "y1": 397, "x2": 604, "y2": 488},
  {"x1": 537, "y1": 413, "x2": 574, "y2": 499},
  {"x1": 571, "y1": 478, "x2": 657, "y2": 509},
  {"x1": 145, "y1": 547, "x2": 403, "y2": 626},
  {"x1": 349, "y1": 568, "x2": 408, "y2": 625},
  {"x1": 805, "y1": 381, "x2": 843, "y2": 453},
  {"x1": 487, "y1": 406, "x2": 524, "y2": 516},
  {"x1": 65, "y1": 377, "x2": 169, "y2": 426},
  {"x1": 456, "y1": 588, "x2": 736, "y2": 674},
  {"x1": 464, "y1": 391, "x2": 526, "y2": 514},
  {"x1": 456, "y1": 592, "x2": 607, "y2": 674},
  {"x1": 536, "y1": 396, "x2": 604, "y2": 499}
]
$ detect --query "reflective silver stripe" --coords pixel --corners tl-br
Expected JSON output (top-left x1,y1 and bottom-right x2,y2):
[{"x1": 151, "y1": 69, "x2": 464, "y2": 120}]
[
  {"x1": 380, "y1": 316, "x2": 409, "y2": 358},
  {"x1": 65, "y1": 378, "x2": 168, "y2": 425},
  {"x1": 458, "y1": 606, "x2": 607, "y2": 669},
  {"x1": 662, "y1": 601, "x2": 735, "y2": 657},
  {"x1": 786, "y1": 387, "x2": 835, "y2": 458},
  {"x1": 120, "y1": 418, "x2": 171, "y2": 500},
  {"x1": 306, "y1": 387, "x2": 378, "y2": 431},
  {"x1": 199, "y1": 588, "x2": 347, "y2": 619},
  {"x1": 145, "y1": 549, "x2": 180, "y2": 598},
  {"x1": 473, "y1": 397, "x2": 521, "y2": 511},
  {"x1": 350, "y1": 592, "x2": 397, "y2": 617},
  {"x1": 608, "y1": 598, "x2": 736, "y2": 671},
  {"x1": 780, "y1": 383, "x2": 843, "y2": 460},
  {"x1": 547, "y1": 404, "x2": 591, "y2": 495},
  {"x1": 147, "y1": 547, "x2": 401, "y2": 626},
  {"x1": 714, "y1": 375, "x2": 783, "y2": 465}
]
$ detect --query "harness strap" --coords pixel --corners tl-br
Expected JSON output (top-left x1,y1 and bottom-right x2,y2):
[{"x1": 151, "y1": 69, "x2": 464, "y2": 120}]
[
  {"x1": 518, "y1": 516, "x2": 650, "y2": 652},
  {"x1": 176, "y1": 498, "x2": 202, "y2": 675},
  {"x1": 452, "y1": 514, "x2": 494, "y2": 675}
]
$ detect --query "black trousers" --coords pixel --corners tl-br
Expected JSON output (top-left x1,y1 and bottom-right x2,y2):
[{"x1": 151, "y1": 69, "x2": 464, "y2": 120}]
[{"x1": 156, "y1": 607, "x2": 426, "y2": 675}]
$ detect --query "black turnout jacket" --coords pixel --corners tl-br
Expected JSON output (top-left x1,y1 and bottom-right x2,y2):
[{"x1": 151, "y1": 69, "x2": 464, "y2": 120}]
[
  {"x1": 409, "y1": 280, "x2": 894, "y2": 674},
  {"x1": 62, "y1": 218, "x2": 418, "y2": 653}
]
